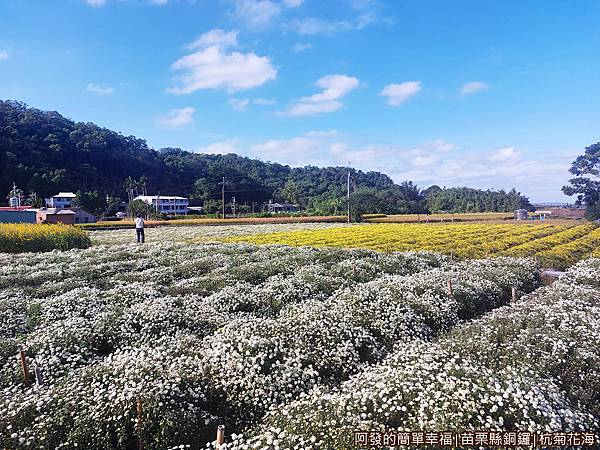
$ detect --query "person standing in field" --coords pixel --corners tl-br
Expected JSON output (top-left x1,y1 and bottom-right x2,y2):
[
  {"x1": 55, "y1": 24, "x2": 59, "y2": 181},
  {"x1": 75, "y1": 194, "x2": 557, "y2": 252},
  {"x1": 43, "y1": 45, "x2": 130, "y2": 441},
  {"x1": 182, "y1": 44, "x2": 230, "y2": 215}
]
[{"x1": 135, "y1": 214, "x2": 145, "y2": 243}]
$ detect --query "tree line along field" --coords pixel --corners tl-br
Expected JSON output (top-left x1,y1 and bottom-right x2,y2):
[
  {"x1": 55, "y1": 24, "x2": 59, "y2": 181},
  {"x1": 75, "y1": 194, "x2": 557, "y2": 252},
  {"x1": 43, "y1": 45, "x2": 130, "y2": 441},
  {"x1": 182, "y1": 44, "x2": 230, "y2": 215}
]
[{"x1": 224, "y1": 222, "x2": 600, "y2": 269}]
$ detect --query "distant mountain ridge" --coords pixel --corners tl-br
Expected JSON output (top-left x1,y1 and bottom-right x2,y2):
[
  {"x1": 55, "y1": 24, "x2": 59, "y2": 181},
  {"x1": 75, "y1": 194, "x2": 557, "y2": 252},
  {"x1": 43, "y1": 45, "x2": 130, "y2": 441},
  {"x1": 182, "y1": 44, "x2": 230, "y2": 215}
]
[
  {"x1": 0, "y1": 100, "x2": 422, "y2": 210},
  {"x1": 0, "y1": 100, "x2": 530, "y2": 214}
]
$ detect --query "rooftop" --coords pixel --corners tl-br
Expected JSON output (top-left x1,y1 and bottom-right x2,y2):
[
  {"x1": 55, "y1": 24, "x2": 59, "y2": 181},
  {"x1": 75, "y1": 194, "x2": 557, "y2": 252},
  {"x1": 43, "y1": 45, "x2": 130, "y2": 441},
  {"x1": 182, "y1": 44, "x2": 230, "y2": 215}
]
[
  {"x1": 0, "y1": 206, "x2": 34, "y2": 211},
  {"x1": 135, "y1": 195, "x2": 188, "y2": 200}
]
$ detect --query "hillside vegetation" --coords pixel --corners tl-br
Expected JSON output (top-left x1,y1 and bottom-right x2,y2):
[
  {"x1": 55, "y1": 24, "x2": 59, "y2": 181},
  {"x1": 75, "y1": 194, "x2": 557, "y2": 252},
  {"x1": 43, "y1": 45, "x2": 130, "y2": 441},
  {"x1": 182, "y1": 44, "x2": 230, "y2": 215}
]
[{"x1": 1, "y1": 100, "x2": 531, "y2": 215}]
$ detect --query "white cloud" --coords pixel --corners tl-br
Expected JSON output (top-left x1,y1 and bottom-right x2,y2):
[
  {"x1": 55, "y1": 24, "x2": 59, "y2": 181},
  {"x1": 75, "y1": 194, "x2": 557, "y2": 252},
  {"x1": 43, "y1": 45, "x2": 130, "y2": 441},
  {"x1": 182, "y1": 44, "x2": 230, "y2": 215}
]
[
  {"x1": 250, "y1": 137, "x2": 322, "y2": 163},
  {"x1": 289, "y1": 7, "x2": 385, "y2": 36},
  {"x1": 380, "y1": 81, "x2": 421, "y2": 106},
  {"x1": 231, "y1": 0, "x2": 302, "y2": 28},
  {"x1": 230, "y1": 97, "x2": 275, "y2": 111},
  {"x1": 233, "y1": 0, "x2": 282, "y2": 29},
  {"x1": 301, "y1": 75, "x2": 360, "y2": 102},
  {"x1": 86, "y1": 0, "x2": 169, "y2": 5},
  {"x1": 197, "y1": 133, "x2": 572, "y2": 201},
  {"x1": 280, "y1": 74, "x2": 359, "y2": 117},
  {"x1": 0, "y1": 50, "x2": 8, "y2": 61},
  {"x1": 229, "y1": 98, "x2": 251, "y2": 111},
  {"x1": 411, "y1": 155, "x2": 440, "y2": 167},
  {"x1": 460, "y1": 81, "x2": 489, "y2": 95},
  {"x1": 490, "y1": 146, "x2": 519, "y2": 162},
  {"x1": 187, "y1": 29, "x2": 238, "y2": 50},
  {"x1": 427, "y1": 139, "x2": 456, "y2": 152},
  {"x1": 253, "y1": 98, "x2": 276, "y2": 105},
  {"x1": 291, "y1": 17, "x2": 353, "y2": 35},
  {"x1": 197, "y1": 139, "x2": 240, "y2": 154},
  {"x1": 293, "y1": 42, "x2": 312, "y2": 53},
  {"x1": 158, "y1": 107, "x2": 195, "y2": 127},
  {"x1": 86, "y1": 83, "x2": 115, "y2": 95},
  {"x1": 168, "y1": 32, "x2": 276, "y2": 94},
  {"x1": 284, "y1": 101, "x2": 343, "y2": 116},
  {"x1": 305, "y1": 130, "x2": 338, "y2": 138}
]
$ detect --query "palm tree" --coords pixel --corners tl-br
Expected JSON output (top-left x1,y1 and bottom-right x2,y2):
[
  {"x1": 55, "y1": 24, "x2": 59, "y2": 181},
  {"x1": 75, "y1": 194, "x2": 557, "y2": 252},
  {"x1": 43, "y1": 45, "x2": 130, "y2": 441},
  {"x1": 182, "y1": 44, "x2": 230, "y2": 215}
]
[
  {"x1": 123, "y1": 176, "x2": 135, "y2": 203},
  {"x1": 139, "y1": 175, "x2": 148, "y2": 196}
]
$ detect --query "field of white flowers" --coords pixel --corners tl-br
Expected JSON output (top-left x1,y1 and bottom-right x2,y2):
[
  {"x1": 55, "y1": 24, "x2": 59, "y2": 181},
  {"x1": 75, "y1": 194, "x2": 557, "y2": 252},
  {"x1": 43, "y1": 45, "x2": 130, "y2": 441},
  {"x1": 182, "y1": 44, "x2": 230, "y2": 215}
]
[
  {"x1": 90, "y1": 222, "x2": 359, "y2": 246},
  {"x1": 0, "y1": 236, "x2": 598, "y2": 449}
]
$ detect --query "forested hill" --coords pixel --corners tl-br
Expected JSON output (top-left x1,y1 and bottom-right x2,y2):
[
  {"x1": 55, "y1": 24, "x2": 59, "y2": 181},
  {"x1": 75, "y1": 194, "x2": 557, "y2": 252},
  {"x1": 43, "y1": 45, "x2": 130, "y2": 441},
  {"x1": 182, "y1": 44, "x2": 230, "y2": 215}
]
[
  {"x1": 0, "y1": 100, "x2": 531, "y2": 214},
  {"x1": 0, "y1": 100, "x2": 421, "y2": 212}
]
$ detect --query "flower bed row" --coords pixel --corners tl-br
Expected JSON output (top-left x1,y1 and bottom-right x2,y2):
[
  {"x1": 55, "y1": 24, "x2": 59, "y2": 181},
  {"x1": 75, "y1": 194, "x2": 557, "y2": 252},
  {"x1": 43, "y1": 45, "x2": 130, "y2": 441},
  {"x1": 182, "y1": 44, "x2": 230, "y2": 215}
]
[
  {"x1": 232, "y1": 258, "x2": 600, "y2": 449},
  {"x1": 0, "y1": 243, "x2": 539, "y2": 449},
  {"x1": 224, "y1": 222, "x2": 599, "y2": 267}
]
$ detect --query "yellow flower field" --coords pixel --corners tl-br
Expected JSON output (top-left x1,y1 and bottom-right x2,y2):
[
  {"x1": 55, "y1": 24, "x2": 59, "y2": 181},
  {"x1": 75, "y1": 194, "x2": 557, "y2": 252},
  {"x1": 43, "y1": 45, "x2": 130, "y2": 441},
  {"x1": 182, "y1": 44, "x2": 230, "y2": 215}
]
[
  {"x1": 368, "y1": 212, "x2": 514, "y2": 223},
  {"x1": 224, "y1": 222, "x2": 600, "y2": 269},
  {"x1": 0, "y1": 223, "x2": 91, "y2": 253}
]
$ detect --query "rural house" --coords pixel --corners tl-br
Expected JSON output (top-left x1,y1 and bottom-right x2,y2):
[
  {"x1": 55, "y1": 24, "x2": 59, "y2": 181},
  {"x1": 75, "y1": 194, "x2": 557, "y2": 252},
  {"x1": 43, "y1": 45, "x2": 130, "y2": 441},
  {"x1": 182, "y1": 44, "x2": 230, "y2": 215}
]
[
  {"x1": 45, "y1": 192, "x2": 77, "y2": 208},
  {"x1": 36, "y1": 208, "x2": 76, "y2": 225},
  {"x1": 267, "y1": 202, "x2": 299, "y2": 213},
  {"x1": 134, "y1": 195, "x2": 189, "y2": 215},
  {"x1": 68, "y1": 207, "x2": 97, "y2": 224}
]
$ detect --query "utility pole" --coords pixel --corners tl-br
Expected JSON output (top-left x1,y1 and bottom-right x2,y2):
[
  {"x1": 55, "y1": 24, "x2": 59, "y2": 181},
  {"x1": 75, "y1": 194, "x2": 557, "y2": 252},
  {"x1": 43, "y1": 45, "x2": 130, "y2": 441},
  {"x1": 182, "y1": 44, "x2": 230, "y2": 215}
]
[
  {"x1": 155, "y1": 192, "x2": 160, "y2": 219},
  {"x1": 232, "y1": 196, "x2": 236, "y2": 217},
  {"x1": 221, "y1": 177, "x2": 226, "y2": 219},
  {"x1": 347, "y1": 163, "x2": 351, "y2": 223}
]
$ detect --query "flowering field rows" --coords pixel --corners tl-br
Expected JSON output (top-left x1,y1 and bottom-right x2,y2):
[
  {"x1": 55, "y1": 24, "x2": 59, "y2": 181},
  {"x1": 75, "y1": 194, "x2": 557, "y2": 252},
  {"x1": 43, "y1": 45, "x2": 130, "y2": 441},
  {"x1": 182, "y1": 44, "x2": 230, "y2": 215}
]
[
  {"x1": 230, "y1": 258, "x2": 600, "y2": 449},
  {"x1": 0, "y1": 242, "x2": 544, "y2": 449},
  {"x1": 90, "y1": 222, "x2": 358, "y2": 246},
  {"x1": 225, "y1": 222, "x2": 600, "y2": 269}
]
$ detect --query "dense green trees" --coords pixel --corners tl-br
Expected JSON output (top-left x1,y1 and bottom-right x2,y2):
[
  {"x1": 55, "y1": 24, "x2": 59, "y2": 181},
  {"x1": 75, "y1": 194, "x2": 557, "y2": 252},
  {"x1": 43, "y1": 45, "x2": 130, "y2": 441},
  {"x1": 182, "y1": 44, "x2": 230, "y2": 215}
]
[
  {"x1": 425, "y1": 187, "x2": 532, "y2": 213},
  {"x1": 562, "y1": 142, "x2": 600, "y2": 220},
  {"x1": 0, "y1": 100, "x2": 532, "y2": 216},
  {"x1": 72, "y1": 191, "x2": 107, "y2": 216}
]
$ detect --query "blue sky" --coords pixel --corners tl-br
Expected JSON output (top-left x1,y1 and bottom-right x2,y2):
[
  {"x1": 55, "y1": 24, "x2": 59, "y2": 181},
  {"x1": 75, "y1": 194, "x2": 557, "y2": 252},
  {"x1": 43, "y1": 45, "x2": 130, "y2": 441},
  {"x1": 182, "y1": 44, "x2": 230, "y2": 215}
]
[{"x1": 1, "y1": 0, "x2": 599, "y2": 201}]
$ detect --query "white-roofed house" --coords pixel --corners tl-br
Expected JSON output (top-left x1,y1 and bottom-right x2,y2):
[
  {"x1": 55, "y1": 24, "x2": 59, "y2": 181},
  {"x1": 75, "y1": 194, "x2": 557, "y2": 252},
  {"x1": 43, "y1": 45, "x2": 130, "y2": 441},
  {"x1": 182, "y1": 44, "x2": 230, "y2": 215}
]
[
  {"x1": 134, "y1": 195, "x2": 189, "y2": 215},
  {"x1": 45, "y1": 192, "x2": 77, "y2": 209}
]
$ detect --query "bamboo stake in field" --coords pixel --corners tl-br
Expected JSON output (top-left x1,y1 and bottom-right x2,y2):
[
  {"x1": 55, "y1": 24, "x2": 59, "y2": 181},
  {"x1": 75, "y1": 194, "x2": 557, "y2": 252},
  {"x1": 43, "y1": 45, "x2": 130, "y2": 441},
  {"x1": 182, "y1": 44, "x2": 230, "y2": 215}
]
[
  {"x1": 216, "y1": 424, "x2": 225, "y2": 448},
  {"x1": 136, "y1": 399, "x2": 144, "y2": 450},
  {"x1": 33, "y1": 365, "x2": 44, "y2": 386},
  {"x1": 447, "y1": 279, "x2": 453, "y2": 296},
  {"x1": 19, "y1": 350, "x2": 30, "y2": 385}
]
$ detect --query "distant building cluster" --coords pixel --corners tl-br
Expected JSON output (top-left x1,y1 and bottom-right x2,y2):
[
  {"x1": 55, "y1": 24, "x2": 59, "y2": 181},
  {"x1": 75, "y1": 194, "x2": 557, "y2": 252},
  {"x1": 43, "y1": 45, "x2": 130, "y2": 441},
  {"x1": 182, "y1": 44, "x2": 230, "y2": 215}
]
[
  {"x1": 515, "y1": 206, "x2": 587, "y2": 221},
  {"x1": 0, "y1": 192, "x2": 99, "y2": 224},
  {"x1": 1, "y1": 189, "x2": 301, "y2": 224}
]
